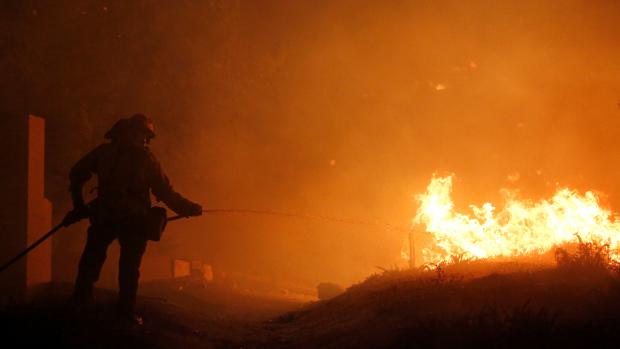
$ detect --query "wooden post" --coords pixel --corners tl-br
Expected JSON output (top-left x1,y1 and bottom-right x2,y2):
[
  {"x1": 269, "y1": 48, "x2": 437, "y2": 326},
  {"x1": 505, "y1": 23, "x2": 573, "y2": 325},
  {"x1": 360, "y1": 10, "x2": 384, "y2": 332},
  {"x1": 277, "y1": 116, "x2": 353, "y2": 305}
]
[{"x1": 409, "y1": 229, "x2": 415, "y2": 268}]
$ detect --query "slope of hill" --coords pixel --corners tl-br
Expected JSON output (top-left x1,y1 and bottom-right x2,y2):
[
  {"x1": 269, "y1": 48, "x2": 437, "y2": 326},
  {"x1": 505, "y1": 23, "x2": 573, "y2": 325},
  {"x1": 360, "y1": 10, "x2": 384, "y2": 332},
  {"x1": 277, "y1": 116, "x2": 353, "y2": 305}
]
[{"x1": 246, "y1": 262, "x2": 620, "y2": 348}]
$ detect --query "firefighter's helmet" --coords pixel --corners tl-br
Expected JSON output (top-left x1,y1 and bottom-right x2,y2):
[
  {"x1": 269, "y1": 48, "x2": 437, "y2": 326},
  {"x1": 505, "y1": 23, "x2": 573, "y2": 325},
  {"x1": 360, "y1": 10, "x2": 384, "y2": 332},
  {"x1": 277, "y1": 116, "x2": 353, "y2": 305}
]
[{"x1": 105, "y1": 114, "x2": 156, "y2": 141}]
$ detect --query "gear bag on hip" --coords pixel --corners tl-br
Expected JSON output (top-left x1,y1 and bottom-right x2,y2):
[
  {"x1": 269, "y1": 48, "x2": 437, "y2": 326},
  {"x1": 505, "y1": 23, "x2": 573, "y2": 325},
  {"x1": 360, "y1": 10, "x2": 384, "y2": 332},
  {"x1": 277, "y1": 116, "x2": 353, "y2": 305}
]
[{"x1": 146, "y1": 206, "x2": 168, "y2": 241}]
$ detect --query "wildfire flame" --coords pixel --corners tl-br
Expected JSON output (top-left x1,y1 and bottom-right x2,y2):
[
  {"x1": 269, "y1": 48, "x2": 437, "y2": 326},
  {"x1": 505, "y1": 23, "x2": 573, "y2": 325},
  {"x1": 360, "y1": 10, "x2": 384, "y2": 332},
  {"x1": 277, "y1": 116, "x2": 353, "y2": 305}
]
[{"x1": 413, "y1": 175, "x2": 620, "y2": 264}]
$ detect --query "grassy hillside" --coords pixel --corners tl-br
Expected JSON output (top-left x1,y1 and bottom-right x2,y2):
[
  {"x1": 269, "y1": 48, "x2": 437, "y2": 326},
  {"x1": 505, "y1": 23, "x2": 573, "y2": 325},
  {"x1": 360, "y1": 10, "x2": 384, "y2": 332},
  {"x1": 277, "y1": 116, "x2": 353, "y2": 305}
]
[{"x1": 247, "y1": 257, "x2": 620, "y2": 348}]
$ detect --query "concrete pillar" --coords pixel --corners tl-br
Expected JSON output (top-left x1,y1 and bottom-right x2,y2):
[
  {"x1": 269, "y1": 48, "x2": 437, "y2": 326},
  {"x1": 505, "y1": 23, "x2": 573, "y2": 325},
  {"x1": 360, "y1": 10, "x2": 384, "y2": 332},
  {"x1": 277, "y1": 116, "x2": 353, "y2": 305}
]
[
  {"x1": 26, "y1": 116, "x2": 52, "y2": 286},
  {"x1": 0, "y1": 114, "x2": 52, "y2": 304}
]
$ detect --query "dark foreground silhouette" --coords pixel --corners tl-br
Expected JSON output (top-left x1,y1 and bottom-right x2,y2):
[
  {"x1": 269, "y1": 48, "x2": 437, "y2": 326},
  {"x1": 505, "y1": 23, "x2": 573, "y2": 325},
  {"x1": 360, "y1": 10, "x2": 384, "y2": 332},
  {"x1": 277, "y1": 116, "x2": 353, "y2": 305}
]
[
  {"x1": 4, "y1": 259, "x2": 620, "y2": 349},
  {"x1": 0, "y1": 279, "x2": 302, "y2": 349}
]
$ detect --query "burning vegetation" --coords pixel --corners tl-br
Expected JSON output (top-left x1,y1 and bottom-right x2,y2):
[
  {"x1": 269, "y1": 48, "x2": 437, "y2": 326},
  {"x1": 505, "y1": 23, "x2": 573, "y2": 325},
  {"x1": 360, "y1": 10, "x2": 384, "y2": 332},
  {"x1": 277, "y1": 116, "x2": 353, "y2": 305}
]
[{"x1": 406, "y1": 175, "x2": 620, "y2": 267}]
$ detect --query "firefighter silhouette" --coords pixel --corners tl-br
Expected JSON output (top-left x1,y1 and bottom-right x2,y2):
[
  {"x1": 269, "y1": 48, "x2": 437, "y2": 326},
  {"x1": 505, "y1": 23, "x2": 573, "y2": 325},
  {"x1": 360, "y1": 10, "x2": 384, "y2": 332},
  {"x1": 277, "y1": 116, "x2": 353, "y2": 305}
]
[{"x1": 68, "y1": 114, "x2": 202, "y2": 324}]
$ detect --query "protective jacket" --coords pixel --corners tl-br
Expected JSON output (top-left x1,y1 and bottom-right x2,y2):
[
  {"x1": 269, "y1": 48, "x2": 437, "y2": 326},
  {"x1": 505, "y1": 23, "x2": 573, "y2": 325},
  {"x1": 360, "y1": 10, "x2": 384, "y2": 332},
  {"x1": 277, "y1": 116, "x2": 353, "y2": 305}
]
[{"x1": 69, "y1": 141, "x2": 198, "y2": 224}]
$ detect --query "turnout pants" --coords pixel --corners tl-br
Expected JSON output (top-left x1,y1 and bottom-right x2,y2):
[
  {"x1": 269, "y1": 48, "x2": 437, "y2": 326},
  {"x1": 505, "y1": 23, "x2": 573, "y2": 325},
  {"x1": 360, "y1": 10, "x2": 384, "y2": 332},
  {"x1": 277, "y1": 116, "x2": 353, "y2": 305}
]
[{"x1": 72, "y1": 217, "x2": 148, "y2": 318}]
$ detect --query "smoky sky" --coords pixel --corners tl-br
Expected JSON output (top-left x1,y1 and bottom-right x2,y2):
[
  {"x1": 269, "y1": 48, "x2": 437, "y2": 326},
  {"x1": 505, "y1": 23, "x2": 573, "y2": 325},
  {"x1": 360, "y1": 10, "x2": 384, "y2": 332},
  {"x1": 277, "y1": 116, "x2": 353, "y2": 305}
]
[{"x1": 2, "y1": 0, "x2": 620, "y2": 286}]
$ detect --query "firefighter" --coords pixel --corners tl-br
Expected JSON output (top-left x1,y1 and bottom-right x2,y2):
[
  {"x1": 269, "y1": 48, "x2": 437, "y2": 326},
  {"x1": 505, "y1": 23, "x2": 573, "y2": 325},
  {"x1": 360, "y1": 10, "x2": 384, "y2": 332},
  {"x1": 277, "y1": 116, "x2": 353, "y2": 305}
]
[{"x1": 67, "y1": 114, "x2": 202, "y2": 324}]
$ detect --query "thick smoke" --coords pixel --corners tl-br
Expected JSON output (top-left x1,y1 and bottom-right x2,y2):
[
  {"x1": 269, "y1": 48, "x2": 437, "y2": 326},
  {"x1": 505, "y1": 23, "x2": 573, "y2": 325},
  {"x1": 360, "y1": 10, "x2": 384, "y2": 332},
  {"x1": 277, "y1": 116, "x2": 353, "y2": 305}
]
[{"x1": 2, "y1": 0, "x2": 620, "y2": 287}]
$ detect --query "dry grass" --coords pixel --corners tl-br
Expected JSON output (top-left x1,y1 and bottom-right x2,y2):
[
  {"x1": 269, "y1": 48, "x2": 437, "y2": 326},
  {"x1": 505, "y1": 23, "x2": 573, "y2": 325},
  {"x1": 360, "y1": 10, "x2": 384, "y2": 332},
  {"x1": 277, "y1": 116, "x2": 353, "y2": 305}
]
[
  {"x1": 555, "y1": 236, "x2": 620, "y2": 272},
  {"x1": 247, "y1": 243, "x2": 620, "y2": 348}
]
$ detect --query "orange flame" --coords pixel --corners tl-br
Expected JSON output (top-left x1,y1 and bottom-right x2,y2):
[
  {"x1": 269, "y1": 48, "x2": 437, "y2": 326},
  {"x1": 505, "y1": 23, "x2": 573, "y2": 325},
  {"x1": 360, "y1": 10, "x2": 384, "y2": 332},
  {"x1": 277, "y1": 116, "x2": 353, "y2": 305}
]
[{"x1": 413, "y1": 175, "x2": 620, "y2": 264}]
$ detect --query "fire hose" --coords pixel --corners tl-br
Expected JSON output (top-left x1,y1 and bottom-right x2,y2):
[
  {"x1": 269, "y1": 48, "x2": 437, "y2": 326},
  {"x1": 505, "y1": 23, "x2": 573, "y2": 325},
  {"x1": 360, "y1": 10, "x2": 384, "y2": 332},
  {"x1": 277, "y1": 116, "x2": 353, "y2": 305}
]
[
  {"x1": 0, "y1": 208, "x2": 410, "y2": 274},
  {"x1": 170, "y1": 209, "x2": 409, "y2": 231}
]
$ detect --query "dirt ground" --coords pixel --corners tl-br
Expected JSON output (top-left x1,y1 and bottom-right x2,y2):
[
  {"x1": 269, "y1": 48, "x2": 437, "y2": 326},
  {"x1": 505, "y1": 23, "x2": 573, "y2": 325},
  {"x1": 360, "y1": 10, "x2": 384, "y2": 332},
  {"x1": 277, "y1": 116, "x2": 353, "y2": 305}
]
[
  {"x1": 0, "y1": 280, "x2": 305, "y2": 349},
  {"x1": 4, "y1": 261, "x2": 620, "y2": 349}
]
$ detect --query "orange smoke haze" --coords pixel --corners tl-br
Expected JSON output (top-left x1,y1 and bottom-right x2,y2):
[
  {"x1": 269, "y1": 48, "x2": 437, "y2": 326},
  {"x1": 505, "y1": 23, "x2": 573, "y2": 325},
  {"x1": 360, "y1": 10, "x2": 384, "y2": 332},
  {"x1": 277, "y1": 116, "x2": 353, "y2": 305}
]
[
  {"x1": 3, "y1": 0, "x2": 620, "y2": 289},
  {"x1": 164, "y1": 0, "x2": 620, "y2": 287}
]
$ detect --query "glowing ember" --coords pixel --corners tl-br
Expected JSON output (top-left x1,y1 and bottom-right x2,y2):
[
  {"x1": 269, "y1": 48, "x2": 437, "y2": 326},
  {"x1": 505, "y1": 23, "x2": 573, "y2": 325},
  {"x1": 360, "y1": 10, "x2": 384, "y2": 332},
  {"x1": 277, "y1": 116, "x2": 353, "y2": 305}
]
[{"x1": 412, "y1": 175, "x2": 620, "y2": 264}]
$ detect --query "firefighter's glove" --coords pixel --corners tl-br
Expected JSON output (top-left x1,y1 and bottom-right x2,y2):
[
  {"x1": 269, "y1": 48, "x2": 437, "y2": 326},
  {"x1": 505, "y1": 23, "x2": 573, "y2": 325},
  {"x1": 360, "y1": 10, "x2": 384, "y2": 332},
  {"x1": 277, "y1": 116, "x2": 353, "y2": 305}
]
[
  {"x1": 63, "y1": 205, "x2": 90, "y2": 226},
  {"x1": 182, "y1": 202, "x2": 203, "y2": 217}
]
